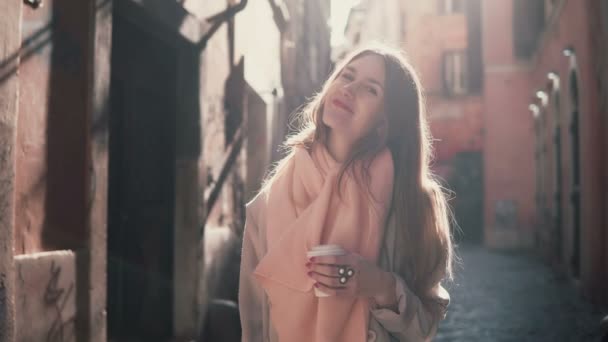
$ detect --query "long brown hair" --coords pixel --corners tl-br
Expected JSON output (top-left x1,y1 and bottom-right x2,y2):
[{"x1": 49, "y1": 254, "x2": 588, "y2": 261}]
[{"x1": 262, "y1": 45, "x2": 454, "y2": 302}]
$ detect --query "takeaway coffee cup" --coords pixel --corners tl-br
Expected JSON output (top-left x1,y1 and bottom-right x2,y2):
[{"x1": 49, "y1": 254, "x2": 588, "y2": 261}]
[{"x1": 307, "y1": 244, "x2": 346, "y2": 297}]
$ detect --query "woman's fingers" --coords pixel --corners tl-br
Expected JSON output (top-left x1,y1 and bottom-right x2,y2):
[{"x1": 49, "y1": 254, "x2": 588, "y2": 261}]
[
  {"x1": 306, "y1": 251, "x2": 363, "y2": 296},
  {"x1": 308, "y1": 270, "x2": 344, "y2": 286},
  {"x1": 309, "y1": 272, "x2": 336, "y2": 286},
  {"x1": 307, "y1": 263, "x2": 357, "y2": 284},
  {"x1": 308, "y1": 254, "x2": 358, "y2": 275},
  {"x1": 314, "y1": 281, "x2": 347, "y2": 295},
  {"x1": 307, "y1": 263, "x2": 340, "y2": 277}
]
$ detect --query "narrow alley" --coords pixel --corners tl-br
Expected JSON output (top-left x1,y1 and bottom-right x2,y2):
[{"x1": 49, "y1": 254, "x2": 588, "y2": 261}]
[
  {"x1": 1, "y1": 0, "x2": 607, "y2": 341},
  {"x1": 436, "y1": 245, "x2": 605, "y2": 341}
]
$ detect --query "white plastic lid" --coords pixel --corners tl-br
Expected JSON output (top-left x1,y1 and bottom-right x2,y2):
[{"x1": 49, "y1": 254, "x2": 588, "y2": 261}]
[
  {"x1": 307, "y1": 244, "x2": 346, "y2": 257},
  {"x1": 311, "y1": 244, "x2": 343, "y2": 251}
]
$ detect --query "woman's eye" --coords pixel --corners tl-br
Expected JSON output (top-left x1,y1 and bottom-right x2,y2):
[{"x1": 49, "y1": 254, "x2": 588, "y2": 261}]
[
  {"x1": 340, "y1": 73, "x2": 354, "y2": 81},
  {"x1": 366, "y1": 86, "x2": 378, "y2": 95}
]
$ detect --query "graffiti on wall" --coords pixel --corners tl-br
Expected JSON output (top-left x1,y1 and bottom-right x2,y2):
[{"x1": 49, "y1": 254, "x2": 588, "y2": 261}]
[
  {"x1": 15, "y1": 252, "x2": 77, "y2": 342},
  {"x1": 44, "y1": 261, "x2": 75, "y2": 342}
]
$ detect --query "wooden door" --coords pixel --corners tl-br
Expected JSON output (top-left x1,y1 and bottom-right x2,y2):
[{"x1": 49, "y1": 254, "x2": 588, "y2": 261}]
[{"x1": 108, "y1": 14, "x2": 177, "y2": 339}]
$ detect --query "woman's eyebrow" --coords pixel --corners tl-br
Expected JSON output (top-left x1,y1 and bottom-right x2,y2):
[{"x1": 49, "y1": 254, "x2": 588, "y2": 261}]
[
  {"x1": 344, "y1": 66, "x2": 384, "y2": 90},
  {"x1": 365, "y1": 78, "x2": 384, "y2": 90}
]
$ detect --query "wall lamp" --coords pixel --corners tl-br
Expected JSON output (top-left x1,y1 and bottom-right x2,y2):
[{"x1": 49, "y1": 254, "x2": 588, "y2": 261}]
[
  {"x1": 529, "y1": 104, "x2": 540, "y2": 118},
  {"x1": 562, "y1": 46, "x2": 575, "y2": 57},
  {"x1": 547, "y1": 71, "x2": 560, "y2": 89},
  {"x1": 535, "y1": 90, "x2": 549, "y2": 106}
]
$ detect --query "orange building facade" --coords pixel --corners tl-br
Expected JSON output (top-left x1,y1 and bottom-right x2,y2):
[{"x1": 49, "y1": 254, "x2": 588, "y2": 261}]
[
  {"x1": 482, "y1": 0, "x2": 607, "y2": 305},
  {"x1": 342, "y1": 0, "x2": 607, "y2": 306}
]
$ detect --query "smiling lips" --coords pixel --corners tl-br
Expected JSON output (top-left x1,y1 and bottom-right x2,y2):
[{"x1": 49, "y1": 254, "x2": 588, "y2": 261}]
[{"x1": 332, "y1": 99, "x2": 354, "y2": 114}]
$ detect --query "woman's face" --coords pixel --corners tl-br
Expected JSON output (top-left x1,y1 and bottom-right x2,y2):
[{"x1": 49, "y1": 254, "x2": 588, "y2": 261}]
[{"x1": 322, "y1": 54, "x2": 387, "y2": 143}]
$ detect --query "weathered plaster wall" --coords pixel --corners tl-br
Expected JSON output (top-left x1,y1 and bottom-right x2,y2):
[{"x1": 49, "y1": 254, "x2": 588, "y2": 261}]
[
  {"x1": 15, "y1": 0, "x2": 89, "y2": 255},
  {"x1": 0, "y1": 0, "x2": 22, "y2": 340}
]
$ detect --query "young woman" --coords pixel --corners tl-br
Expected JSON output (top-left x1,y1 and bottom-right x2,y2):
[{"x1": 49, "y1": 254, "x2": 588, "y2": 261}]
[{"x1": 239, "y1": 45, "x2": 454, "y2": 342}]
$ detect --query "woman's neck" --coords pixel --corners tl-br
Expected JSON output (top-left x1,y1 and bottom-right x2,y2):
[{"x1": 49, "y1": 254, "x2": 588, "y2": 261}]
[{"x1": 326, "y1": 130, "x2": 353, "y2": 163}]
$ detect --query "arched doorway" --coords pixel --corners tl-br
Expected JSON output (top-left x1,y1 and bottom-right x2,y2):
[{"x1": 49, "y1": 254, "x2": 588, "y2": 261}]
[
  {"x1": 448, "y1": 151, "x2": 484, "y2": 244},
  {"x1": 551, "y1": 80, "x2": 564, "y2": 264},
  {"x1": 568, "y1": 68, "x2": 582, "y2": 278}
]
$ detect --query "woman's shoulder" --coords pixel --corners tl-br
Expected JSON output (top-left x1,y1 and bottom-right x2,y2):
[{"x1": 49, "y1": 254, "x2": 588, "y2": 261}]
[
  {"x1": 367, "y1": 147, "x2": 395, "y2": 205},
  {"x1": 246, "y1": 188, "x2": 268, "y2": 210},
  {"x1": 245, "y1": 189, "x2": 269, "y2": 225}
]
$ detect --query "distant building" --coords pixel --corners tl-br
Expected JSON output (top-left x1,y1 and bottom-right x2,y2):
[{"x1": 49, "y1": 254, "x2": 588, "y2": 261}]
[
  {"x1": 342, "y1": 0, "x2": 485, "y2": 243},
  {"x1": 340, "y1": 0, "x2": 608, "y2": 307}
]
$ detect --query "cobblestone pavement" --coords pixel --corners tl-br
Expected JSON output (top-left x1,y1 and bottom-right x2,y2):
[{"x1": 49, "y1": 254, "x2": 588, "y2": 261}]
[{"x1": 435, "y1": 245, "x2": 606, "y2": 342}]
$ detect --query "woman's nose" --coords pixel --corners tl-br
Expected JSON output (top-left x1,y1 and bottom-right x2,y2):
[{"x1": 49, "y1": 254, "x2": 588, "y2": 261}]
[{"x1": 341, "y1": 82, "x2": 356, "y2": 98}]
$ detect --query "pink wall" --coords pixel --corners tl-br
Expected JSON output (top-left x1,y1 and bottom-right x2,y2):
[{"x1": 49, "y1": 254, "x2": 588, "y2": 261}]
[
  {"x1": 482, "y1": 1, "x2": 516, "y2": 66},
  {"x1": 483, "y1": 70, "x2": 536, "y2": 247},
  {"x1": 402, "y1": 3, "x2": 483, "y2": 184},
  {"x1": 408, "y1": 14, "x2": 468, "y2": 93},
  {"x1": 15, "y1": 0, "x2": 89, "y2": 254},
  {"x1": 428, "y1": 96, "x2": 483, "y2": 163},
  {"x1": 527, "y1": 0, "x2": 606, "y2": 303},
  {"x1": 483, "y1": 0, "x2": 607, "y2": 303},
  {"x1": 482, "y1": 0, "x2": 536, "y2": 248}
]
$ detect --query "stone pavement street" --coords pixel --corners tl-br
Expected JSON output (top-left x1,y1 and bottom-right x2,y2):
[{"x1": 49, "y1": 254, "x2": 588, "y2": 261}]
[{"x1": 435, "y1": 245, "x2": 606, "y2": 342}]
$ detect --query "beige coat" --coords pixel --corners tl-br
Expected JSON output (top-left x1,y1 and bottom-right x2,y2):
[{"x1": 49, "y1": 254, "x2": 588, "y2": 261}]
[{"x1": 239, "y1": 191, "x2": 450, "y2": 342}]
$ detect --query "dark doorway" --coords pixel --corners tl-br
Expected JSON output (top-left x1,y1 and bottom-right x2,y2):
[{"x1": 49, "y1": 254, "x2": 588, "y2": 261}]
[
  {"x1": 448, "y1": 151, "x2": 484, "y2": 244},
  {"x1": 568, "y1": 69, "x2": 582, "y2": 278},
  {"x1": 107, "y1": 13, "x2": 177, "y2": 339},
  {"x1": 552, "y1": 89, "x2": 564, "y2": 263}
]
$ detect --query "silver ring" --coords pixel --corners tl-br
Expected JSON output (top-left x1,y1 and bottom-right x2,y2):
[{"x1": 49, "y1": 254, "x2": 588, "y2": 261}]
[
  {"x1": 338, "y1": 266, "x2": 347, "y2": 276},
  {"x1": 347, "y1": 268, "x2": 355, "y2": 277},
  {"x1": 339, "y1": 276, "x2": 348, "y2": 285}
]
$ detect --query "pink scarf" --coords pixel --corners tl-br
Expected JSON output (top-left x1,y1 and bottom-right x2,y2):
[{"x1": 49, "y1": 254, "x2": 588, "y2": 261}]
[{"x1": 253, "y1": 144, "x2": 394, "y2": 342}]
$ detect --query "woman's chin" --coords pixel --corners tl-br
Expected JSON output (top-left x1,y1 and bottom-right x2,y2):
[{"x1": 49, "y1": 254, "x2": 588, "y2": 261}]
[{"x1": 322, "y1": 109, "x2": 352, "y2": 129}]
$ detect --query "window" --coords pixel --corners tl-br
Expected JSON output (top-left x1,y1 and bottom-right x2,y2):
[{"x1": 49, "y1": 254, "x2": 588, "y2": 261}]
[
  {"x1": 440, "y1": 0, "x2": 465, "y2": 14},
  {"x1": 442, "y1": 51, "x2": 468, "y2": 96},
  {"x1": 513, "y1": 0, "x2": 545, "y2": 59}
]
